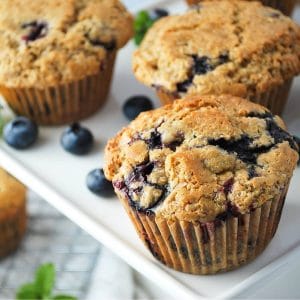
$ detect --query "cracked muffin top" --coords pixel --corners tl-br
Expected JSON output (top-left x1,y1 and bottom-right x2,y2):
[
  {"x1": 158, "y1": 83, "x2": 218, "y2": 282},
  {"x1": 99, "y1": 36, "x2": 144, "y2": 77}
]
[
  {"x1": 104, "y1": 94, "x2": 299, "y2": 223},
  {"x1": 0, "y1": 168, "x2": 26, "y2": 220},
  {"x1": 0, "y1": 0, "x2": 133, "y2": 88},
  {"x1": 133, "y1": 1, "x2": 300, "y2": 99}
]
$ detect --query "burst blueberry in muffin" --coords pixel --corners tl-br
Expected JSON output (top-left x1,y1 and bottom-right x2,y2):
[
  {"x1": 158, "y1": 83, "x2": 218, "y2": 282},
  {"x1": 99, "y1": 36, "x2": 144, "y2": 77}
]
[
  {"x1": 104, "y1": 94, "x2": 299, "y2": 274},
  {"x1": 133, "y1": 1, "x2": 300, "y2": 115}
]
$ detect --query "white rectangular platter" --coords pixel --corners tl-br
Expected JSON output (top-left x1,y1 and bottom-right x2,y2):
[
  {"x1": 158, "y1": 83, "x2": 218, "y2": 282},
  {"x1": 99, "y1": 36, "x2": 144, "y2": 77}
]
[{"x1": 1, "y1": 0, "x2": 300, "y2": 298}]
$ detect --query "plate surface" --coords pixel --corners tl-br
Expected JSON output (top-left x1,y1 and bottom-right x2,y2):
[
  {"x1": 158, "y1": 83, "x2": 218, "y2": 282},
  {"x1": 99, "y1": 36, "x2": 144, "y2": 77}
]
[{"x1": 1, "y1": 1, "x2": 300, "y2": 298}]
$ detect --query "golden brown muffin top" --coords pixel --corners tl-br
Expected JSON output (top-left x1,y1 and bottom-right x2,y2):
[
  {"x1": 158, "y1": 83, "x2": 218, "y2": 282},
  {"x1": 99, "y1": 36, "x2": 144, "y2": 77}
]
[
  {"x1": 0, "y1": 0, "x2": 133, "y2": 88},
  {"x1": 104, "y1": 94, "x2": 299, "y2": 223},
  {"x1": 0, "y1": 168, "x2": 26, "y2": 220},
  {"x1": 186, "y1": 0, "x2": 296, "y2": 16},
  {"x1": 133, "y1": 1, "x2": 300, "y2": 99}
]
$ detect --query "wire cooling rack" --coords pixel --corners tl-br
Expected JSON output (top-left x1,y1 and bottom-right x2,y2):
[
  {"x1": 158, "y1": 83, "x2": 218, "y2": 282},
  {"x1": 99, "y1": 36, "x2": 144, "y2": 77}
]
[{"x1": 0, "y1": 192, "x2": 101, "y2": 299}]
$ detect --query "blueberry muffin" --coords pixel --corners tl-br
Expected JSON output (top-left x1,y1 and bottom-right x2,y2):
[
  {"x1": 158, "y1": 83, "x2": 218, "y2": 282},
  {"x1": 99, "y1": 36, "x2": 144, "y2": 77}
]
[
  {"x1": 0, "y1": 168, "x2": 27, "y2": 258},
  {"x1": 133, "y1": 1, "x2": 300, "y2": 115},
  {"x1": 104, "y1": 94, "x2": 299, "y2": 274},
  {"x1": 186, "y1": 0, "x2": 296, "y2": 16},
  {"x1": 0, "y1": 0, "x2": 133, "y2": 125}
]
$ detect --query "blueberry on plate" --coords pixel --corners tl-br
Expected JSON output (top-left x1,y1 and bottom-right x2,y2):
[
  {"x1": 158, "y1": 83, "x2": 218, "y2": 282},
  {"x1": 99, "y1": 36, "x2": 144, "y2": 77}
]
[
  {"x1": 3, "y1": 116, "x2": 38, "y2": 150},
  {"x1": 86, "y1": 168, "x2": 115, "y2": 197},
  {"x1": 151, "y1": 8, "x2": 169, "y2": 20},
  {"x1": 61, "y1": 123, "x2": 94, "y2": 155},
  {"x1": 123, "y1": 95, "x2": 153, "y2": 121}
]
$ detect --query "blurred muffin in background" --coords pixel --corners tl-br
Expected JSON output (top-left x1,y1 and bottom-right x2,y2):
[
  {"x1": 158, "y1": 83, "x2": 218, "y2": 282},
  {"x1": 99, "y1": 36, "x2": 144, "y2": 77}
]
[
  {"x1": 0, "y1": 0, "x2": 133, "y2": 125},
  {"x1": 133, "y1": 1, "x2": 300, "y2": 115},
  {"x1": 0, "y1": 168, "x2": 27, "y2": 258}
]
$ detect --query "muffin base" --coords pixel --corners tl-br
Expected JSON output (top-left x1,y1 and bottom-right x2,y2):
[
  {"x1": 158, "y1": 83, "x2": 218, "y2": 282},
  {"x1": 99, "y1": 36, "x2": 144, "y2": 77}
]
[
  {"x1": 0, "y1": 53, "x2": 116, "y2": 126},
  {"x1": 118, "y1": 187, "x2": 287, "y2": 275},
  {"x1": 185, "y1": 0, "x2": 296, "y2": 16},
  {"x1": 156, "y1": 79, "x2": 293, "y2": 116},
  {"x1": 0, "y1": 200, "x2": 27, "y2": 258}
]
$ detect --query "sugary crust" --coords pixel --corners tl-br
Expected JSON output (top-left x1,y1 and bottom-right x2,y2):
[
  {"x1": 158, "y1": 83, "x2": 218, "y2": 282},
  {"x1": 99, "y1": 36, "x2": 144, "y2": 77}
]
[
  {"x1": 0, "y1": 168, "x2": 26, "y2": 222},
  {"x1": 133, "y1": 1, "x2": 300, "y2": 99},
  {"x1": 104, "y1": 94, "x2": 299, "y2": 222},
  {"x1": 0, "y1": 0, "x2": 133, "y2": 88}
]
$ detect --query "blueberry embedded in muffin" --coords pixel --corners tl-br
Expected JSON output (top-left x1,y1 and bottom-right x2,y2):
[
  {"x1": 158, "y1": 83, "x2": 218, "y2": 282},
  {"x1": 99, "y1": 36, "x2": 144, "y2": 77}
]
[
  {"x1": 21, "y1": 20, "x2": 48, "y2": 42},
  {"x1": 177, "y1": 53, "x2": 230, "y2": 93},
  {"x1": 86, "y1": 36, "x2": 117, "y2": 51}
]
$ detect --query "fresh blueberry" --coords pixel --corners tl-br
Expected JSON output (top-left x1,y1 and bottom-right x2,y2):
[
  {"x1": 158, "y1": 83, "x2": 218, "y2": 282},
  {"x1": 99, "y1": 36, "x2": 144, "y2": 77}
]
[
  {"x1": 151, "y1": 8, "x2": 169, "y2": 20},
  {"x1": 123, "y1": 96, "x2": 153, "y2": 121},
  {"x1": 3, "y1": 116, "x2": 38, "y2": 150},
  {"x1": 86, "y1": 169, "x2": 115, "y2": 197},
  {"x1": 61, "y1": 123, "x2": 94, "y2": 155}
]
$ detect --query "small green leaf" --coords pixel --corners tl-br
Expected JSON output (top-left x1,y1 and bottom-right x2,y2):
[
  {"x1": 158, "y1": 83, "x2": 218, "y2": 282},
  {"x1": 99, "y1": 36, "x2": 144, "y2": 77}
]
[
  {"x1": 52, "y1": 295, "x2": 77, "y2": 300},
  {"x1": 145, "y1": 18, "x2": 155, "y2": 29},
  {"x1": 34, "y1": 263, "x2": 55, "y2": 299},
  {"x1": 16, "y1": 283, "x2": 38, "y2": 300},
  {"x1": 133, "y1": 10, "x2": 155, "y2": 45},
  {"x1": 134, "y1": 10, "x2": 151, "y2": 30},
  {"x1": 134, "y1": 32, "x2": 145, "y2": 45}
]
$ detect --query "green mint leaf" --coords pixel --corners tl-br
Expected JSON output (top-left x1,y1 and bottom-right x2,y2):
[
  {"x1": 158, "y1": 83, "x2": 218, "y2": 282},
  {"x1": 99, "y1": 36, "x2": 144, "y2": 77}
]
[
  {"x1": 52, "y1": 295, "x2": 78, "y2": 300},
  {"x1": 34, "y1": 263, "x2": 55, "y2": 299},
  {"x1": 16, "y1": 283, "x2": 38, "y2": 300},
  {"x1": 145, "y1": 19, "x2": 155, "y2": 29},
  {"x1": 134, "y1": 32, "x2": 145, "y2": 45},
  {"x1": 133, "y1": 10, "x2": 155, "y2": 46},
  {"x1": 134, "y1": 11, "x2": 151, "y2": 30}
]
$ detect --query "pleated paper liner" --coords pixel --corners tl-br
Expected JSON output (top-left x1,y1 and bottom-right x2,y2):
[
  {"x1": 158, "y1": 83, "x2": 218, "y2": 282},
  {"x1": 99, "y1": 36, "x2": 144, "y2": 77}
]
[
  {"x1": 119, "y1": 186, "x2": 288, "y2": 275},
  {"x1": 156, "y1": 79, "x2": 293, "y2": 116},
  {"x1": 0, "y1": 52, "x2": 116, "y2": 126},
  {"x1": 0, "y1": 200, "x2": 27, "y2": 258},
  {"x1": 185, "y1": 0, "x2": 296, "y2": 16}
]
